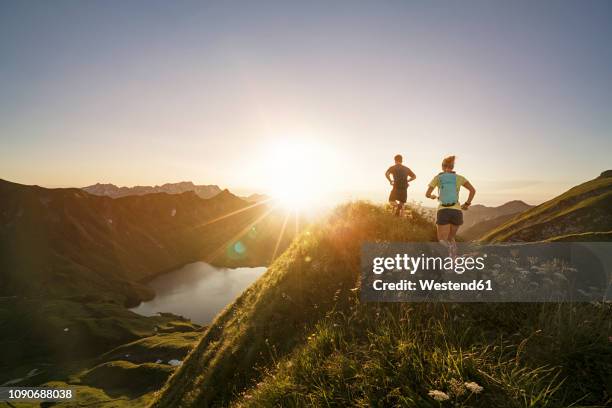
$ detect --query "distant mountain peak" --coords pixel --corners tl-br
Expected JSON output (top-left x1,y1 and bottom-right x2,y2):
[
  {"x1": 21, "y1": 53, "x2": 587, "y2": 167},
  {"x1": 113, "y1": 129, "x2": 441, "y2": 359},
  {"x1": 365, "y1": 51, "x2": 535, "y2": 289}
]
[
  {"x1": 215, "y1": 189, "x2": 236, "y2": 198},
  {"x1": 497, "y1": 200, "x2": 532, "y2": 211},
  {"x1": 461, "y1": 200, "x2": 534, "y2": 231},
  {"x1": 160, "y1": 181, "x2": 195, "y2": 188},
  {"x1": 504, "y1": 199, "x2": 529, "y2": 206}
]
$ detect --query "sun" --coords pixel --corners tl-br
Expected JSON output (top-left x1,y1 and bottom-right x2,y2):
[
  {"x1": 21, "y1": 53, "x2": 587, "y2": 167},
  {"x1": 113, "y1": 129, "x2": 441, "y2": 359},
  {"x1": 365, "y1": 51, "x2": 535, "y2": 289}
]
[{"x1": 262, "y1": 139, "x2": 337, "y2": 210}]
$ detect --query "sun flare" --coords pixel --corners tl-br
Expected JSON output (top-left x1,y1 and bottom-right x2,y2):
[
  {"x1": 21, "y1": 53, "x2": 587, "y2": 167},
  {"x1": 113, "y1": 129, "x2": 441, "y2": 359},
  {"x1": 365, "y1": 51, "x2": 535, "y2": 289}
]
[{"x1": 261, "y1": 139, "x2": 337, "y2": 210}]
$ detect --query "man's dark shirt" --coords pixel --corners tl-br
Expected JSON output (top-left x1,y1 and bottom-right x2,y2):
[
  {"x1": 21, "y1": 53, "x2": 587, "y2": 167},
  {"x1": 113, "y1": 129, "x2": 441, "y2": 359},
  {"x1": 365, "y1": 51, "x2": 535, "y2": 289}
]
[{"x1": 387, "y1": 164, "x2": 411, "y2": 189}]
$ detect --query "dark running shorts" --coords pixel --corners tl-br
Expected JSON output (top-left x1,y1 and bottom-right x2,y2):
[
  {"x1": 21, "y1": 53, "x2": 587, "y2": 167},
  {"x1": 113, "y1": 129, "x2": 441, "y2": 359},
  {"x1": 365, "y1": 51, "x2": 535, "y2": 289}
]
[
  {"x1": 436, "y1": 208, "x2": 463, "y2": 225},
  {"x1": 389, "y1": 187, "x2": 407, "y2": 203}
]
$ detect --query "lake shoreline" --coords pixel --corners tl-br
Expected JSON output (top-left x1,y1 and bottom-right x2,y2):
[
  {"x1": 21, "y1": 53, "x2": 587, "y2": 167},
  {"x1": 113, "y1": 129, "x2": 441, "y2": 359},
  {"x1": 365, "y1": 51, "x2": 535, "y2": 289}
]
[{"x1": 130, "y1": 262, "x2": 266, "y2": 325}]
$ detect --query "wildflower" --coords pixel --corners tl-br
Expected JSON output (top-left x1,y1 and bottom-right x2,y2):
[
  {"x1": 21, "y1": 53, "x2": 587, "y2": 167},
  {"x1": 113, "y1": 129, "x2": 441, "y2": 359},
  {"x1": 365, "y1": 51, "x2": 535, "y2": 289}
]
[
  {"x1": 428, "y1": 390, "x2": 450, "y2": 401},
  {"x1": 464, "y1": 381, "x2": 483, "y2": 393}
]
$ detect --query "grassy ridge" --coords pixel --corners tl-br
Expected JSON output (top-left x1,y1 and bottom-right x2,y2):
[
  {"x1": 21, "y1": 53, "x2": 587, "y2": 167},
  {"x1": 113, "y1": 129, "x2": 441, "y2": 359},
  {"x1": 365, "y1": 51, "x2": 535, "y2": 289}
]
[
  {"x1": 480, "y1": 174, "x2": 612, "y2": 242},
  {"x1": 151, "y1": 202, "x2": 611, "y2": 407},
  {"x1": 151, "y1": 203, "x2": 435, "y2": 407}
]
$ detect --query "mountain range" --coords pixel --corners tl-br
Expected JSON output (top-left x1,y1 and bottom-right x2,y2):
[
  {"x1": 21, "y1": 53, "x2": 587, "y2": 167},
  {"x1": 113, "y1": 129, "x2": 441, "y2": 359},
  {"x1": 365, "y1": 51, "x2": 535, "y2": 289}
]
[
  {"x1": 462, "y1": 200, "x2": 533, "y2": 230},
  {"x1": 83, "y1": 182, "x2": 269, "y2": 204},
  {"x1": 82, "y1": 182, "x2": 222, "y2": 199},
  {"x1": 1, "y1": 179, "x2": 277, "y2": 305},
  {"x1": 459, "y1": 200, "x2": 533, "y2": 241}
]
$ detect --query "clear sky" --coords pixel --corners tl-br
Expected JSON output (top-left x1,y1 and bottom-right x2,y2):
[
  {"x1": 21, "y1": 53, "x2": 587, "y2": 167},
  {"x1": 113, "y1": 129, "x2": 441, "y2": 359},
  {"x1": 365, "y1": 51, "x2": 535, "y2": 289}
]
[{"x1": 1, "y1": 0, "x2": 611, "y2": 206}]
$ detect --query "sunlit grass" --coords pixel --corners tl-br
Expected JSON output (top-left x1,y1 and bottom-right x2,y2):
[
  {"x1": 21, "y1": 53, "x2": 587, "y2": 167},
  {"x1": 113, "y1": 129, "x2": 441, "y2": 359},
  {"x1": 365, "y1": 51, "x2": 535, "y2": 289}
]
[
  {"x1": 238, "y1": 302, "x2": 610, "y2": 407},
  {"x1": 151, "y1": 202, "x2": 611, "y2": 408}
]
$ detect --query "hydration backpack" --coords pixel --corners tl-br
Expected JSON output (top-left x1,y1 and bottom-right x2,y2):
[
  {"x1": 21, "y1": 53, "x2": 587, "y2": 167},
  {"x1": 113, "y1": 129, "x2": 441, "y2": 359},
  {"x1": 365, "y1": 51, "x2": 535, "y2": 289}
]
[{"x1": 438, "y1": 172, "x2": 458, "y2": 206}]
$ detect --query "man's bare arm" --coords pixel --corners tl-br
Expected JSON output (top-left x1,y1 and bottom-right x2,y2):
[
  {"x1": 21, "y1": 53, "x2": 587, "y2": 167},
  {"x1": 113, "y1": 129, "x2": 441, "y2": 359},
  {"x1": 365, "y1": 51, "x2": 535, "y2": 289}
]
[
  {"x1": 385, "y1": 168, "x2": 393, "y2": 185},
  {"x1": 407, "y1": 168, "x2": 416, "y2": 183}
]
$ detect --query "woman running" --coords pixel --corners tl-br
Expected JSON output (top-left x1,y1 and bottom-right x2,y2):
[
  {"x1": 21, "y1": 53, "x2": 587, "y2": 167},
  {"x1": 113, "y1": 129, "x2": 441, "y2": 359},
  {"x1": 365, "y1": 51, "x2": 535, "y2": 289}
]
[{"x1": 425, "y1": 155, "x2": 476, "y2": 256}]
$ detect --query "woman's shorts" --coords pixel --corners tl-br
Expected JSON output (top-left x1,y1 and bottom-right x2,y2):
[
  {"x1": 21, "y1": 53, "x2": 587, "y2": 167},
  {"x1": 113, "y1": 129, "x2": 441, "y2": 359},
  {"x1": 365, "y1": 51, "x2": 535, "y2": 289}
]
[
  {"x1": 436, "y1": 208, "x2": 463, "y2": 225},
  {"x1": 388, "y1": 187, "x2": 407, "y2": 203}
]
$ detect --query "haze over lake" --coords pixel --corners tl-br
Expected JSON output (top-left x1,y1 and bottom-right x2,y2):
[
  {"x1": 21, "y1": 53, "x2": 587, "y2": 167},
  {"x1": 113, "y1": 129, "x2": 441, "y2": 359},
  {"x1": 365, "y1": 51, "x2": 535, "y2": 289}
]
[{"x1": 131, "y1": 262, "x2": 267, "y2": 324}]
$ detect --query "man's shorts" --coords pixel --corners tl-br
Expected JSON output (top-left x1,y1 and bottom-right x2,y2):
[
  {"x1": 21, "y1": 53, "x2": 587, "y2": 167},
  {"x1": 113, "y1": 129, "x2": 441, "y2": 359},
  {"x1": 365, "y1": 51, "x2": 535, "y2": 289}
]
[
  {"x1": 389, "y1": 187, "x2": 407, "y2": 203},
  {"x1": 436, "y1": 208, "x2": 463, "y2": 225}
]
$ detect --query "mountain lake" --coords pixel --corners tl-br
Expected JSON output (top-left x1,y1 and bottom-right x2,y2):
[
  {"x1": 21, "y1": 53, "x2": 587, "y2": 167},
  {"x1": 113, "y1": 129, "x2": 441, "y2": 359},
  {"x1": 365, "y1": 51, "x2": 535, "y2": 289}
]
[{"x1": 131, "y1": 262, "x2": 267, "y2": 324}]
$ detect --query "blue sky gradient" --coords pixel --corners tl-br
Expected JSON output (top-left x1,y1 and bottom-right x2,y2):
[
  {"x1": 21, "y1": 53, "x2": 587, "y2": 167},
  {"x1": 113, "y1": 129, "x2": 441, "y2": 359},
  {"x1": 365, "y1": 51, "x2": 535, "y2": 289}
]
[{"x1": 1, "y1": 1, "x2": 611, "y2": 205}]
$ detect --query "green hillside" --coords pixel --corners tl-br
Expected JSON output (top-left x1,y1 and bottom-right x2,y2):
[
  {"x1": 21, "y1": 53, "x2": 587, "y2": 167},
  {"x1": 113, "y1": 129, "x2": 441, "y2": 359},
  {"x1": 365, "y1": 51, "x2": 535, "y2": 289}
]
[
  {"x1": 480, "y1": 172, "x2": 612, "y2": 242},
  {"x1": 151, "y1": 203, "x2": 611, "y2": 407},
  {"x1": 0, "y1": 179, "x2": 297, "y2": 404},
  {"x1": 0, "y1": 179, "x2": 290, "y2": 306}
]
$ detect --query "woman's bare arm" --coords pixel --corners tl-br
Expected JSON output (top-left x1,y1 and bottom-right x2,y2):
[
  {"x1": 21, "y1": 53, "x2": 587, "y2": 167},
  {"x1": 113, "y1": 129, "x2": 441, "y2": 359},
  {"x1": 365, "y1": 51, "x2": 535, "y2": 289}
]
[
  {"x1": 461, "y1": 181, "x2": 476, "y2": 209},
  {"x1": 425, "y1": 185, "x2": 437, "y2": 200}
]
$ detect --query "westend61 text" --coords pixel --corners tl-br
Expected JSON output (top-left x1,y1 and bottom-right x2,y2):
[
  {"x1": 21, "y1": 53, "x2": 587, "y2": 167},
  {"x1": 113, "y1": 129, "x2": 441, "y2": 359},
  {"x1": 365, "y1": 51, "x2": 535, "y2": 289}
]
[{"x1": 372, "y1": 279, "x2": 493, "y2": 292}]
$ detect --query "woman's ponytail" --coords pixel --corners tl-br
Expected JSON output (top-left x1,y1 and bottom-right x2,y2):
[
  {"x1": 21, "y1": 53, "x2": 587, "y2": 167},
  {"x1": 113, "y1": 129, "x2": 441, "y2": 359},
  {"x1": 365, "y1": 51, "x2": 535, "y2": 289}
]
[{"x1": 442, "y1": 155, "x2": 456, "y2": 170}]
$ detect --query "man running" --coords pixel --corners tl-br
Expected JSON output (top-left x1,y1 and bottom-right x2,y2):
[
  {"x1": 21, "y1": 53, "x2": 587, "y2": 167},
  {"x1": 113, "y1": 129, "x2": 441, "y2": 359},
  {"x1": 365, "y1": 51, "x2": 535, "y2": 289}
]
[{"x1": 385, "y1": 154, "x2": 416, "y2": 216}]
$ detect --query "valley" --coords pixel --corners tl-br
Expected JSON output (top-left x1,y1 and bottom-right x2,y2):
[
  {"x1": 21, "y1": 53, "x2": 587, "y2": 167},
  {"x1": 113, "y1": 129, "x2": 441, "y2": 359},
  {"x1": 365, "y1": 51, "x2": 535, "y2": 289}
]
[
  {"x1": 0, "y1": 179, "x2": 296, "y2": 406},
  {"x1": 1, "y1": 173, "x2": 610, "y2": 407}
]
